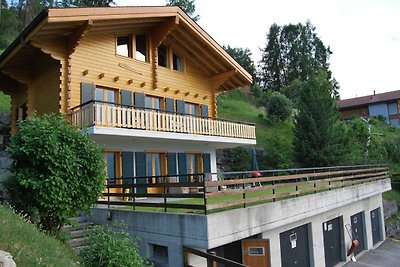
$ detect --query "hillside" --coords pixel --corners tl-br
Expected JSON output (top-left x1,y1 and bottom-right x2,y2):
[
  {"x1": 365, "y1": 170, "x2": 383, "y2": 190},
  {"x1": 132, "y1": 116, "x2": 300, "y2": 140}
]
[
  {"x1": 217, "y1": 89, "x2": 400, "y2": 172},
  {"x1": 0, "y1": 205, "x2": 79, "y2": 266}
]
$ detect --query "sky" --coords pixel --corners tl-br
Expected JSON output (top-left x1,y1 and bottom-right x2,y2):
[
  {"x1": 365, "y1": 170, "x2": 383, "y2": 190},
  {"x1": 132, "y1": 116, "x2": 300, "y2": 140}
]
[{"x1": 114, "y1": 0, "x2": 400, "y2": 99}]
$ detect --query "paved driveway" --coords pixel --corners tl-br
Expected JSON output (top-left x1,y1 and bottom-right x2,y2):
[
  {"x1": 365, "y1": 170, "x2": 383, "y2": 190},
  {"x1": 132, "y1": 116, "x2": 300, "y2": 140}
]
[{"x1": 344, "y1": 239, "x2": 400, "y2": 267}]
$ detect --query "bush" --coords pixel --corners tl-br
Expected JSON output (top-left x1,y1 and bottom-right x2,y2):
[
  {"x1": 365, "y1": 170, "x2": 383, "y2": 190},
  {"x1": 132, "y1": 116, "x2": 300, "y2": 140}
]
[
  {"x1": 3, "y1": 114, "x2": 105, "y2": 232},
  {"x1": 264, "y1": 91, "x2": 292, "y2": 121},
  {"x1": 80, "y1": 224, "x2": 152, "y2": 267}
]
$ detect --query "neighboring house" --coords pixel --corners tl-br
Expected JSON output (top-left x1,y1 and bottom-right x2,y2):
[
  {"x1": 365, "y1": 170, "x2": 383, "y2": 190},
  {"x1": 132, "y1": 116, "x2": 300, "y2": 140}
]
[
  {"x1": 338, "y1": 90, "x2": 400, "y2": 126},
  {"x1": 0, "y1": 7, "x2": 391, "y2": 267}
]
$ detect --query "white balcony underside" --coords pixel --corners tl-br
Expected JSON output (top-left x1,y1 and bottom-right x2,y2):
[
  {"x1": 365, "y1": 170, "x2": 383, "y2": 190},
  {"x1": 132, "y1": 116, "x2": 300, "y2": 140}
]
[{"x1": 87, "y1": 126, "x2": 256, "y2": 149}]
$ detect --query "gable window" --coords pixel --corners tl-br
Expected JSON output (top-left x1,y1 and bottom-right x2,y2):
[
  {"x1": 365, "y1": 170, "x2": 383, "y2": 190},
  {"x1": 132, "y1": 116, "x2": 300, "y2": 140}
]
[
  {"x1": 116, "y1": 36, "x2": 132, "y2": 57},
  {"x1": 173, "y1": 52, "x2": 184, "y2": 72},
  {"x1": 158, "y1": 44, "x2": 168, "y2": 67},
  {"x1": 135, "y1": 35, "x2": 147, "y2": 62}
]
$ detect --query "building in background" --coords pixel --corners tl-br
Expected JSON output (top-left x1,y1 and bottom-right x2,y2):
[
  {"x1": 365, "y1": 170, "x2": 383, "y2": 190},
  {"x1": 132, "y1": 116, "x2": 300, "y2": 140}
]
[{"x1": 338, "y1": 90, "x2": 400, "y2": 126}]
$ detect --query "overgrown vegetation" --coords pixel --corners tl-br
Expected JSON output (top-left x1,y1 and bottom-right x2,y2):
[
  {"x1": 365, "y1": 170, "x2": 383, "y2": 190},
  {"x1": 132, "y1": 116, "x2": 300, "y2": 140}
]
[
  {"x1": 3, "y1": 114, "x2": 105, "y2": 232},
  {"x1": 0, "y1": 205, "x2": 79, "y2": 267},
  {"x1": 80, "y1": 224, "x2": 152, "y2": 267}
]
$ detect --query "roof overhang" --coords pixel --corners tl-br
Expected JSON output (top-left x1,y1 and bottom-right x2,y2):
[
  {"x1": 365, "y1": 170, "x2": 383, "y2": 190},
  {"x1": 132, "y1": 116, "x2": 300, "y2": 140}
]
[{"x1": 0, "y1": 6, "x2": 252, "y2": 90}]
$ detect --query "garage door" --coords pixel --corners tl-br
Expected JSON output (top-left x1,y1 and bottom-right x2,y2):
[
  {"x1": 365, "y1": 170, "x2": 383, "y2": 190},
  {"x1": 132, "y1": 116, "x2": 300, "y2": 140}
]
[
  {"x1": 323, "y1": 217, "x2": 343, "y2": 267},
  {"x1": 280, "y1": 224, "x2": 311, "y2": 267},
  {"x1": 370, "y1": 207, "x2": 383, "y2": 245},
  {"x1": 351, "y1": 212, "x2": 365, "y2": 256}
]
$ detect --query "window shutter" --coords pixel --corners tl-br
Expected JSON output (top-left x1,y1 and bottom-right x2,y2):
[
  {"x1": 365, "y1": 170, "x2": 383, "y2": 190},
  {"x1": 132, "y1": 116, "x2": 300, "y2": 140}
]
[
  {"x1": 121, "y1": 90, "x2": 133, "y2": 106},
  {"x1": 135, "y1": 152, "x2": 147, "y2": 193},
  {"x1": 176, "y1": 100, "x2": 185, "y2": 115},
  {"x1": 167, "y1": 153, "x2": 177, "y2": 182},
  {"x1": 201, "y1": 104, "x2": 209, "y2": 118},
  {"x1": 165, "y1": 98, "x2": 175, "y2": 113},
  {"x1": 81, "y1": 83, "x2": 95, "y2": 104},
  {"x1": 134, "y1": 92, "x2": 145, "y2": 108},
  {"x1": 203, "y1": 153, "x2": 211, "y2": 174},
  {"x1": 122, "y1": 152, "x2": 134, "y2": 185},
  {"x1": 178, "y1": 152, "x2": 188, "y2": 182}
]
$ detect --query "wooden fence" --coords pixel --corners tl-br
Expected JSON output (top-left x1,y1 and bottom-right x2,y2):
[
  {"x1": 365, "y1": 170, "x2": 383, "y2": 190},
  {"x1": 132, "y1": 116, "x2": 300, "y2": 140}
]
[
  {"x1": 96, "y1": 165, "x2": 389, "y2": 214},
  {"x1": 70, "y1": 101, "x2": 256, "y2": 139}
]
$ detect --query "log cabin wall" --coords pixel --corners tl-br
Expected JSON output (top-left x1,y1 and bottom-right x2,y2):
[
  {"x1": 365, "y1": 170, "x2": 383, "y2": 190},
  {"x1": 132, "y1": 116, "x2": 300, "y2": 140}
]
[
  {"x1": 29, "y1": 58, "x2": 60, "y2": 115},
  {"x1": 69, "y1": 31, "x2": 214, "y2": 115}
]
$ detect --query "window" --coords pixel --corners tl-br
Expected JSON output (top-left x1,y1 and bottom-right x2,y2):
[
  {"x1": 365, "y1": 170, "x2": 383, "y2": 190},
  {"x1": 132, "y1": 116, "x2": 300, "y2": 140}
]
[
  {"x1": 105, "y1": 151, "x2": 120, "y2": 185},
  {"x1": 17, "y1": 103, "x2": 27, "y2": 121},
  {"x1": 95, "y1": 87, "x2": 118, "y2": 124},
  {"x1": 158, "y1": 44, "x2": 168, "y2": 67},
  {"x1": 116, "y1": 36, "x2": 131, "y2": 57},
  {"x1": 135, "y1": 35, "x2": 147, "y2": 62},
  {"x1": 152, "y1": 244, "x2": 168, "y2": 260},
  {"x1": 185, "y1": 102, "x2": 199, "y2": 116},
  {"x1": 145, "y1": 95, "x2": 163, "y2": 111},
  {"x1": 186, "y1": 153, "x2": 203, "y2": 182},
  {"x1": 173, "y1": 52, "x2": 184, "y2": 72},
  {"x1": 146, "y1": 152, "x2": 166, "y2": 189}
]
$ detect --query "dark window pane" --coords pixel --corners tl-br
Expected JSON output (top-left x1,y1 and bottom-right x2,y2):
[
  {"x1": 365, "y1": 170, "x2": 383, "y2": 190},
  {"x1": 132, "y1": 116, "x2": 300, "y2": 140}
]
[
  {"x1": 136, "y1": 35, "x2": 147, "y2": 61},
  {"x1": 158, "y1": 44, "x2": 168, "y2": 67},
  {"x1": 107, "y1": 153, "x2": 116, "y2": 185},
  {"x1": 173, "y1": 52, "x2": 183, "y2": 71}
]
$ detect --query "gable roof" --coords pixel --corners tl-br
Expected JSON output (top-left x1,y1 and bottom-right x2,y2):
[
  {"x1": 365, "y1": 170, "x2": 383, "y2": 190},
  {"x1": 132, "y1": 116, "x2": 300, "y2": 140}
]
[
  {"x1": 0, "y1": 6, "x2": 252, "y2": 90},
  {"x1": 337, "y1": 90, "x2": 400, "y2": 109}
]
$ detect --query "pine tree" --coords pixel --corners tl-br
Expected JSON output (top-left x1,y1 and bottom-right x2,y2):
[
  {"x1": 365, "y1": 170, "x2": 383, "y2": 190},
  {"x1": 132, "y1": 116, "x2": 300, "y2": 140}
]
[{"x1": 294, "y1": 71, "x2": 348, "y2": 167}]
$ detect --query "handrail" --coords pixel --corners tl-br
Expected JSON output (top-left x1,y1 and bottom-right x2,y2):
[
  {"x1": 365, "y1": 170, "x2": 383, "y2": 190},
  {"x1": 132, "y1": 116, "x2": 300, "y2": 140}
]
[
  {"x1": 71, "y1": 100, "x2": 256, "y2": 126},
  {"x1": 96, "y1": 164, "x2": 389, "y2": 214}
]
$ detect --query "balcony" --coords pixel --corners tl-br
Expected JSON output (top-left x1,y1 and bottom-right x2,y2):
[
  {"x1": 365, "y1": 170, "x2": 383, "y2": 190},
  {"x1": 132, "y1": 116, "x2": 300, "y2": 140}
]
[{"x1": 70, "y1": 101, "x2": 256, "y2": 146}]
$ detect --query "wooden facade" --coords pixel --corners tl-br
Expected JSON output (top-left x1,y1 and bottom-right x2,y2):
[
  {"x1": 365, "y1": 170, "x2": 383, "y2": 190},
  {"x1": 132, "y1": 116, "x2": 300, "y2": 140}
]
[{"x1": 0, "y1": 7, "x2": 252, "y2": 135}]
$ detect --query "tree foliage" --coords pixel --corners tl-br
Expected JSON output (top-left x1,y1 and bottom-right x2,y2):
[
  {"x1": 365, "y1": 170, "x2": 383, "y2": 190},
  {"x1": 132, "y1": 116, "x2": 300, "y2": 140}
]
[
  {"x1": 293, "y1": 71, "x2": 348, "y2": 167},
  {"x1": 259, "y1": 21, "x2": 338, "y2": 98},
  {"x1": 4, "y1": 114, "x2": 105, "y2": 232},
  {"x1": 264, "y1": 91, "x2": 292, "y2": 121},
  {"x1": 166, "y1": 0, "x2": 199, "y2": 21},
  {"x1": 80, "y1": 224, "x2": 152, "y2": 267}
]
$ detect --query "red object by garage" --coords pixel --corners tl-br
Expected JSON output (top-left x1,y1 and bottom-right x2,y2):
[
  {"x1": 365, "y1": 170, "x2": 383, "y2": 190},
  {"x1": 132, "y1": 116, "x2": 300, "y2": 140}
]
[{"x1": 347, "y1": 240, "x2": 359, "y2": 256}]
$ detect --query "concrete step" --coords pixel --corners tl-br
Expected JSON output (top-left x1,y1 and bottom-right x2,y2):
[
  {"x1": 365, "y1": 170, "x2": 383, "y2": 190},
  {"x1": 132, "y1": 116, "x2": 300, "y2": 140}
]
[
  {"x1": 70, "y1": 229, "x2": 85, "y2": 239},
  {"x1": 69, "y1": 237, "x2": 86, "y2": 248},
  {"x1": 61, "y1": 221, "x2": 91, "y2": 232}
]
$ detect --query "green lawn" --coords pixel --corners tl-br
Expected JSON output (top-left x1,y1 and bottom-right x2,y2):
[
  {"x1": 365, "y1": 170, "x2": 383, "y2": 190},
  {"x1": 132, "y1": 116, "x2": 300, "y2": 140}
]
[
  {"x1": 0, "y1": 205, "x2": 79, "y2": 267},
  {"x1": 0, "y1": 92, "x2": 10, "y2": 112}
]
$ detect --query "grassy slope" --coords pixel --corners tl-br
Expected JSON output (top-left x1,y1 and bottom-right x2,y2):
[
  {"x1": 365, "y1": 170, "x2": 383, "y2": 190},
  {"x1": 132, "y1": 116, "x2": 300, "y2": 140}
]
[
  {"x1": 217, "y1": 89, "x2": 294, "y2": 167},
  {"x1": 0, "y1": 92, "x2": 10, "y2": 112},
  {"x1": 0, "y1": 205, "x2": 79, "y2": 267}
]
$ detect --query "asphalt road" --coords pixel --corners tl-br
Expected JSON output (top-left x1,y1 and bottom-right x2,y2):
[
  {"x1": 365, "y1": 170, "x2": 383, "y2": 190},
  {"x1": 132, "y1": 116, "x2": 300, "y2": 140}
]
[{"x1": 344, "y1": 239, "x2": 400, "y2": 267}]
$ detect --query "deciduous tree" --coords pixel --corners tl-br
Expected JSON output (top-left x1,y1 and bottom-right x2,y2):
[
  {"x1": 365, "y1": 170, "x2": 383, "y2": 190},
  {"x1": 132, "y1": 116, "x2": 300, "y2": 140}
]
[{"x1": 166, "y1": 0, "x2": 199, "y2": 21}]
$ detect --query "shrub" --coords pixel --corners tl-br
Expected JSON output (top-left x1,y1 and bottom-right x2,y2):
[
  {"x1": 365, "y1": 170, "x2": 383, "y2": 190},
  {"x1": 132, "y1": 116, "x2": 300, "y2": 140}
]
[
  {"x1": 3, "y1": 114, "x2": 105, "y2": 232},
  {"x1": 264, "y1": 91, "x2": 292, "y2": 121},
  {"x1": 80, "y1": 224, "x2": 152, "y2": 267}
]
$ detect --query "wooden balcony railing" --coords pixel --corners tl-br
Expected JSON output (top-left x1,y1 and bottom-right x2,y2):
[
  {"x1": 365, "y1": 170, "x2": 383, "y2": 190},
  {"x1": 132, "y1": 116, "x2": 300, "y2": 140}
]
[
  {"x1": 96, "y1": 164, "x2": 389, "y2": 215},
  {"x1": 70, "y1": 101, "x2": 256, "y2": 139}
]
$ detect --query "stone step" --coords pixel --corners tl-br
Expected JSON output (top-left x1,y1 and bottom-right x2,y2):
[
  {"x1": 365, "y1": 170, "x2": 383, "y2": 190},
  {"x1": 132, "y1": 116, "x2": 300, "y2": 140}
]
[
  {"x1": 69, "y1": 237, "x2": 86, "y2": 248},
  {"x1": 61, "y1": 221, "x2": 91, "y2": 232},
  {"x1": 70, "y1": 229, "x2": 85, "y2": 239}
]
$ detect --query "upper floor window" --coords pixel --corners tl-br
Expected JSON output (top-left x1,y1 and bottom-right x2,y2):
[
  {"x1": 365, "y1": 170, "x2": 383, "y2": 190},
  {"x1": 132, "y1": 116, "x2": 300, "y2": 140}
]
[
  {"x1": 145, "y1": 95, "x2": 163, "y2": 111},
  {"x1": 158, "y1": 44, "x2": 168, "y2": 67},
  {"x1": 158, "y1": 44, "x2": 184, "y2": 72},
  {"x1": 173, "y1": 52, "x2": 184, "y2": 72},
  {"x1": 185, "y1": 102, "x2": 199, "y2": 116},
  {"x1": 117, "y1": 36, "x2": 131, "y2": 57},
  {"x1": 116, "y1": 34, "x2": 148, "y2": 62}
]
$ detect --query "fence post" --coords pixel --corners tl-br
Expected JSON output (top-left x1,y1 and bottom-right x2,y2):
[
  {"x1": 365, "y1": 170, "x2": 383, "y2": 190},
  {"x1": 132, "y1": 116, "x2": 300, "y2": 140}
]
[
  {"x1": 132, "y1": 176, "x2": 135, "y2": 210},
  {"x1": 242, "y1": 173, "x2": 246, "y2": 208},
  {"x1": 272, "y1": 172, "x2": 276, "y2": 202},
  {"x1": 203, "y1": 174, "x2": 207, "y2": 215},
  {"x1": 107, "y1": 179, "x2": 110, "y2": 210},
  {"x1": 164, "y1": 175, "x2": 167, "y2": 212}
]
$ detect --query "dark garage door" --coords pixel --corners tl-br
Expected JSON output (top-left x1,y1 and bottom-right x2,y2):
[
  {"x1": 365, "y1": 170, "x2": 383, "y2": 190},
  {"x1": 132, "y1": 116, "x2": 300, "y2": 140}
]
[
  {"x1": 371, "y1": 207, "x2": 383, "y2": 245},
  {"x1": 323, "y1": 217, "x2": 343, "y2": 267},
  {"x1": 351, "y1": 212, "x2": 365, "y2": 255},
  {"x1": 280, "y1": 224, "x2": 311, "y2": 267}
]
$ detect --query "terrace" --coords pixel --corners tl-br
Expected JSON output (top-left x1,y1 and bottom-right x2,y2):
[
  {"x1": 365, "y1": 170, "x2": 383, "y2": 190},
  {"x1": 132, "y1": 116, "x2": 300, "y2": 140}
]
[{"x1": 96, "y1": 164, "x2": 389, "y2": 214}]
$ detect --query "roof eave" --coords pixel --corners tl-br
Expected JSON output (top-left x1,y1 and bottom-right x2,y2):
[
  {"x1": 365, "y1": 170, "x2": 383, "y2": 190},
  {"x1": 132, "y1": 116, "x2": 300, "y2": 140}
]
[{"x1": 0, "y1": 9, "x2": 48, "y2": 68}]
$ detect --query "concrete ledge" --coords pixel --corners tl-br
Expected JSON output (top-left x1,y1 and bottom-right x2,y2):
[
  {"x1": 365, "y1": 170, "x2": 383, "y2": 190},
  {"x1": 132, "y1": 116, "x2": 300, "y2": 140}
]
[{"x1": 206, "y1": 178, "x2": 391, "y2": 248}]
